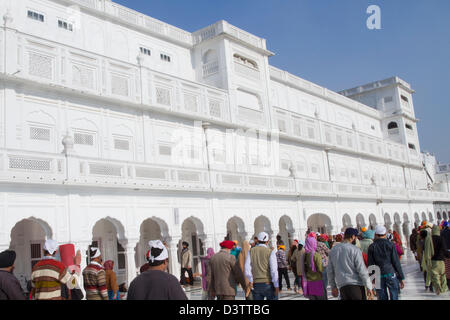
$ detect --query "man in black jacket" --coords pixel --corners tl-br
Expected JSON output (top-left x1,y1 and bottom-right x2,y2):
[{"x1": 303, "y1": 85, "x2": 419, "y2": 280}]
[
  {"x1": 368, "y1": 225, "x2": 405, "y2": 300},
  {"x1": 0, "y1": 250, "x2": 25, "y2": 300}
]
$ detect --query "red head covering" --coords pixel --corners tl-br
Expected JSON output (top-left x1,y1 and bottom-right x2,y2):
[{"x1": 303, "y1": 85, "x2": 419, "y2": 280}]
[
  {"x1": 308, "y1": 232, "x2": 317, "y2": 239},
  {"x1": 335, "y1": 234, "x2": 343, "y2": 242},
  {"x1": 103, "y1": 260, "x2": 114, "y2": 270},
  {"x1": 220, "y1": 240, "x2": 235, "y2": 249}
]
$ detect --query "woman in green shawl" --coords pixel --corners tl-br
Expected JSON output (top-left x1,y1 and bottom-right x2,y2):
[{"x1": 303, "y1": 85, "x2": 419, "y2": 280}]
[
  {"x1": 421, "y1": 225, "x2": 434, "y2": 291},
  {"x1": 429, "y1": 225, "x2": 449, "y2": 295}
]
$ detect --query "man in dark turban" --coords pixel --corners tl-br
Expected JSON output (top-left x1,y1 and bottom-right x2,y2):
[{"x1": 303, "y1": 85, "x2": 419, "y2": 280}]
[{"x1": 0, "y1": 250, "x2": 25, "y2": 300}]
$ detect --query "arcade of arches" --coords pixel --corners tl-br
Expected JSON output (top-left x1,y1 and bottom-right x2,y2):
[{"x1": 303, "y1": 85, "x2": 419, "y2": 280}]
[{"x1": 5, "y1": 210, "x2": 449, "y2": 289}]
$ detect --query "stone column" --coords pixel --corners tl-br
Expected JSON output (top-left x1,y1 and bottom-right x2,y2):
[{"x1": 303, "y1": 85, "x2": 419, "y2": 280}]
[
  {"x1": 298, "y1": 227, "x2": 308, "y2": 242},
  {"x1": 168, "y1": 236, "x2": 181, "y2": 279},
  {"x1": 124, "y1": 240, "x2": 138, "y2": 287},
  {"x1": 203, "y1": 235, "x2": 215, "y2": 253},
  {"x1": 214, "y1": 233, "x2": 227, "y2": 252}
]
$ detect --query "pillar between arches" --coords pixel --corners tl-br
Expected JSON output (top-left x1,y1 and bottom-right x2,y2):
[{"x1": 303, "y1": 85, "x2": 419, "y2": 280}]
[
  {"x1": 123, "y1": 239, "x2": 139, "y2": 287},
  {"x1": 168, "y1": 236, "x2": 181, "y2": 280}
]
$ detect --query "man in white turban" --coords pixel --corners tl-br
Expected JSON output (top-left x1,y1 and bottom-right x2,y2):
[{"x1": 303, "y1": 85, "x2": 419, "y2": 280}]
[
  {"x1": 31, "y1": 239, "x2": 79, "y2": 300},
  {"x1": 127, "y1": 240, "x2": 187, "y2": 300}
]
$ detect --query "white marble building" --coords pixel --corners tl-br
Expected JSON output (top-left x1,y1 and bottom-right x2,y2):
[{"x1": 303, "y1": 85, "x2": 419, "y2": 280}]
[{"x1": 0, "y1": 0, "x2": 449, "y2": 289}]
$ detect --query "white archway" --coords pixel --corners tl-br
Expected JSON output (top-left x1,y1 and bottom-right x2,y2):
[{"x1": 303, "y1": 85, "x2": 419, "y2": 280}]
[
  {"x1": 279, "y1": 215, "x2": 295, "y2": 248},
  {"x1": 226, "y1": 216, "x2": 247, "y2": 247},
  {"x1": 91, "y1": 218, "x2": 128, "y2": 285},
  {"x1": 369, "y1": 214, "x2": 377, "y2": 230},
  {"x1": 384, "y1": 213, "x2": 392, "y2": 230},
  {"x1": 307, "y1": 213, "x2": 332, "y2": 235},
  {"x1": 342, "y1": 214, "x2": 353, "y2": 231},
  {"x1": 356, "y1": 213, "x2": 366, "y2": 230},
  {"x1": 181, "y1": 217, "x2": 206, "y2": 275},
  {"x1": 136, "y1": 218, "x2": 170, "y2": 273},
  {"x1": 9, "y1": 218, "x2": 53, "y2": 289}
]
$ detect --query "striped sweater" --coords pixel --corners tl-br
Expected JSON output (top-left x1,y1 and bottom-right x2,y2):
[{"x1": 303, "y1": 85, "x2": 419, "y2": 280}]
[
  {"x1": 82, "y1": 263, "x2": 108, "y2": 300},
  {"x1": 31, "y1": 257, "x2": 73, "y2": 300}
]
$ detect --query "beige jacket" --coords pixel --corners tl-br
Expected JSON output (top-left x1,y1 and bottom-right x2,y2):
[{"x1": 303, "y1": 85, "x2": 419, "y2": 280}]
[
  {"x1": 181, "y1": 249, "x2": 192, "y2": 268},
  {"x1": 208, "y1": 249, "x2": 247, "y2": 297}
]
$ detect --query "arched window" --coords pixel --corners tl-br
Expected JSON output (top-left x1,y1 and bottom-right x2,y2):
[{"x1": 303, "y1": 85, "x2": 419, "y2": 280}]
[{"x1": 388, "y1": 122, "x2": 398, "y2": 130}]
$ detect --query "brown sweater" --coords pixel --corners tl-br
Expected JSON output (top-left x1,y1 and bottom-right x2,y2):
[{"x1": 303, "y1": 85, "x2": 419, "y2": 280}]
[{"x1": 105, "y1": 269, "x2": 119, "y2": 292}]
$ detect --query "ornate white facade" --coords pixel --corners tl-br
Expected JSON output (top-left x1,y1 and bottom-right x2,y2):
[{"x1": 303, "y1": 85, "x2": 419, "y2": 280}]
[{"x1": 1, "y1": 0, "x2": 449, "y2": 289}]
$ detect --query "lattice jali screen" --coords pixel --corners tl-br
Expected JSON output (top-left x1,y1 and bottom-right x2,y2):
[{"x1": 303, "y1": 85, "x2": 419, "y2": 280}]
[
  {"x1": 29, "y1": 126, "x2": 51, "y2": 141},
  {"x1": 74, "y1": 132, "x2": 94, "y2": 146},
  {"x1": 29, "y1": 52, "x2": 53, "y2": 80},
  {"x1": 209, "y1": 100, "x2": 221, "y2": 118},
  {"x1": 9, "y1": 156, "x2": 51, "y2": 171},
  {"x1": 72, "y1": 64, "x2": 95, "y2": 90},
  {"x1": 221, "y1": 174, "x2": 242, "y2": 185},
  {"x1": 135, "y1": 167, "x2": 167, "y2": 180},
  {"x1": 273, "y1": 179, "x2": 290, "y2": 188},
  {"x1": 89, "y1": 163, "x2": 122, "y2": 177},
  {"x1": 156, "y1": 87, "x2": 171, "y2": 106},
  {"x1": 111, "y1": 74, "x2": 129, "y2": 97},
  {"x1": 184, "y1": 94, "x2": 198, "y2": 113},
  {"x1": 114, "y1": 138, "x2": 130, "y2": 151},
  {"x1": 249, "y1": 177, "x2": 268, "y2": 187},
  {"x1": 177, "y1": 171, "x2": 201, "y2": 182}
]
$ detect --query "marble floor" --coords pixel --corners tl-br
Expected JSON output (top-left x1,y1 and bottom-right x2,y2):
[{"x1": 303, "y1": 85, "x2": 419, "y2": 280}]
[{"x1": 184, "y1": 250, "x2": 450, "y2": 300}]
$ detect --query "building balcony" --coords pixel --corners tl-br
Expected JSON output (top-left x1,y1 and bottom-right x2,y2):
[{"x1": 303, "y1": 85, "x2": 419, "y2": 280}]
[{"x1": 1, "y1": 148, "x2": 449, "y2": 202}]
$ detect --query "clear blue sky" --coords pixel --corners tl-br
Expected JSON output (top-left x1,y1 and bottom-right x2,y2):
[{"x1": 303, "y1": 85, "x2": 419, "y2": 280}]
[{"x1": 115, "y1": 0, "x2": 450, "y2": 163}]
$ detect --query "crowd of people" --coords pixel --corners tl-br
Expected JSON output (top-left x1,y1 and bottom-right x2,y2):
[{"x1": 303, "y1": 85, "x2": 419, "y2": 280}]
[{"x1": 0, "y1": 220, "x2": 449, "y2": 300}]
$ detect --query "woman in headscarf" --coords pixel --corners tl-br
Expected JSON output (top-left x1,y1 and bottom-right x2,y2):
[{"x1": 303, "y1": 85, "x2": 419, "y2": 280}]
[
  {"x1": 360, "y1": 229, "x2": 375, "y2": 254},
  {"x1": 104, "y1": 260, "x2": 120, "y2": 300},
  {"x1": 302, "y1": 237, "x2": 324, "y2": 300},
  {"x1": 200, "y1": 248, "x2": 215, "y2": 300},
  {"x1": 230, "y1": 241, "x2": 242, "y2": 261},
  {"x1": 430, "y1": 225, "x2": 449, "y2": 295},
  {"x1": 421, "y1": 226, "x2": 434, "y2": 292},
  {"x1": 393, "y1": 231, "x2": 402, "y2": 246}
]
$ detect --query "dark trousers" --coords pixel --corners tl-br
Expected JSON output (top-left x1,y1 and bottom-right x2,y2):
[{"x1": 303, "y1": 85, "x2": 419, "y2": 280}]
[
  {"x1": 377, "y1": 275, "x2": 400, "y2": 300},
  {"x1": 180, "y1": 268, "x2": 194, "y2": 285},
  {"x1": 339, "y1": 285, "x2": 367, "y2": 300},
  {"x1": 252, "y1": 283, "x2": 278, "y2": 300},
  {"x1": 278, "y1": 268, "x2": 291, "y2": 290}
]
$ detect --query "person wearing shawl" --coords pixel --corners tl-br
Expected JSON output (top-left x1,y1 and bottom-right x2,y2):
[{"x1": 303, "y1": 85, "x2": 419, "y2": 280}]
[
  {"x1": 429, "y1": 225, "x2": 449, "y2": 295},
  {"x1": 200, "y1": 248, "x2": 215, "y2": 300},
  {"x1": 393, "y1": 231, "x2": 402, "y2": 246},
  {"x1": 317, "y1": 235, "x2": 330, "y2": 299},
  {"x1": 104, "y1": 260, "x2": 120, "y2": 300},
  {"x1": 421, "y1": 223, "x2": 434, "y2": 292},
  {"x1": 360, "y1": 229, "x2": 375, "y2": 254},
  {"x1": 230, "y1": 241, "x2": 242, "y2": 261},
  {"x1": 302, "y1": 237, "x2": 325, "y2": 300}
]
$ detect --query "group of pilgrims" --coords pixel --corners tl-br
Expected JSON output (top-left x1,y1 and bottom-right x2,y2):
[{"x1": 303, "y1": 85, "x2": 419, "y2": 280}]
[{"x1": 0, "y1": 220, "x2": 449, "y2": 300}]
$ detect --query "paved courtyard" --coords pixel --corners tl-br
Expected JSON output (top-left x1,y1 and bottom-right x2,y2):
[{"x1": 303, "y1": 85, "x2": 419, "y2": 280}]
[{"x1": 184, "y1": 250, "x2": 450, "y2": 300}]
